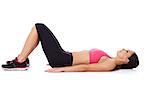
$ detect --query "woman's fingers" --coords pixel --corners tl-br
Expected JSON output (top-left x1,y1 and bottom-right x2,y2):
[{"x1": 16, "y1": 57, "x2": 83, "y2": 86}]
[
  {"x1": 45, "y1": 68, "x2": 56, "y2": 72},
  {"x1": 45, "y1": 68, "x2": 63, "y2": 72}
]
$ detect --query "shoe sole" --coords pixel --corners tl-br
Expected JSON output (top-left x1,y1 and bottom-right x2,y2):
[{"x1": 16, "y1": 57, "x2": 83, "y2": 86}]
[{"x1": 2, "y1": 67, "x2": 29, "y2": 71}]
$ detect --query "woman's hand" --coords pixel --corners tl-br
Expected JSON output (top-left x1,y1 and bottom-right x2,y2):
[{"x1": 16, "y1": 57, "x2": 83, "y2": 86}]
[
  {"x1": 45, "y1": 68, "x2": 64, "y2": 72},
  {"x1": 45, "y1": 64, "x2": 87, "y2": 72}
]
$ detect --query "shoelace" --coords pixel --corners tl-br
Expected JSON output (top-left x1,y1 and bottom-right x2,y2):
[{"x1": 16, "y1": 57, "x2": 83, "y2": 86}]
[{"x1": 9, "y1": 57, "x2": 19, "y2": 64}]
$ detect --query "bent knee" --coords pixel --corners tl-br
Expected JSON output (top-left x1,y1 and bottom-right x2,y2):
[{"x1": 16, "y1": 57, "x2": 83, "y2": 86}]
[
  {"x1": 35, "y1": 23, "x2": 45, "y2": 26},
  {"x1": 35, "y1": 23, "x2": 46, "y2": 31}
]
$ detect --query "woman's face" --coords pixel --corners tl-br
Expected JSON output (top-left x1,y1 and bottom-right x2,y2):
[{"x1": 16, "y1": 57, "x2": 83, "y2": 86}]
[{"x1": 117, "y1": 49, "x2": 134, "y2": 59}]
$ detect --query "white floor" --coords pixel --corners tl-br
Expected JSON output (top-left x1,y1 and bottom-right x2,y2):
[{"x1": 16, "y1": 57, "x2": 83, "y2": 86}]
[{"x1": 0, "y1": 64, "x2": 149, "y2": 100}]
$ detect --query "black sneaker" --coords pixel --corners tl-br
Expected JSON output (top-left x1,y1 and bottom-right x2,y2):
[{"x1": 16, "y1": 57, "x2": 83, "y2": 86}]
[
  {"x1": 6, "y1": 58, "x2": 30, "y2": 65},
  {"x1": 2, "y1": 57, "x2": 30, "y2": 71}
]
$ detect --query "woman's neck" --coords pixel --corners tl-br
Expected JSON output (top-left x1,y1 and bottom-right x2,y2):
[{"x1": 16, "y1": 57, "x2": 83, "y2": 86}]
[{"x1": 111, "y1": 57, "x2": 123, "y2": 65}]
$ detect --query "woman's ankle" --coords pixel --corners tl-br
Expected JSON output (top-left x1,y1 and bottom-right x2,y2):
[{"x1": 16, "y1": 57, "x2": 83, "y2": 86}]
[{"x1": 17, "y1": 55, "x2": 27, "y2": 63}]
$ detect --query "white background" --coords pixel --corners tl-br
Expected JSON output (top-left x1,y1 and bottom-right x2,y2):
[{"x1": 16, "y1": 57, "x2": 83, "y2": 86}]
[{"x1": 0, "y1": 0, "x2": 150, "y2": 100}]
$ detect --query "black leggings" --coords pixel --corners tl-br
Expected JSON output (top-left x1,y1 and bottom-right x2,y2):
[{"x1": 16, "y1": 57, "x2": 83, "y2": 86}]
[{"x1": 35, "y1": 23, "x2": 73, "y2": 68}]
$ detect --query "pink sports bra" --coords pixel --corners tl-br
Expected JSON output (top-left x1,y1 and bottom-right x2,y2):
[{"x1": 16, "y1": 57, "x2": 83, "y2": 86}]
[{"x1": 89, "y1": 48, "x2": 111, "y2": 64}]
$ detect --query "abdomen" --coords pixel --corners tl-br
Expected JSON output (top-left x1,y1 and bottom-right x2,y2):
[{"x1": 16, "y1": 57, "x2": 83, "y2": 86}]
[{"x1": 72, "y1": 50, "x2": 89, "y2": 65}]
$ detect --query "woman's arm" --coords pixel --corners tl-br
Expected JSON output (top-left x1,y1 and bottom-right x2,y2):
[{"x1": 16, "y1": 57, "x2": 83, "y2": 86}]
[
  {"x1": 45, "y1": 62, "x2": 116, "y2": 72},
  {"x1": 45, "y1": 64, "x2": 88, "y2": 72},
  {"x1": 84, "y1": 62, "x2": 116, "y2": 72}
]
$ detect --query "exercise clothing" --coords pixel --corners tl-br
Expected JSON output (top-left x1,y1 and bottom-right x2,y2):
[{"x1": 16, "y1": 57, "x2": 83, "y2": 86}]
[
  {"x1": 89, "y1": 48, "x2": 111, "y2": 64},
  {"x1": 35, "y1": 23, "x2": 73, "y2": 68}
]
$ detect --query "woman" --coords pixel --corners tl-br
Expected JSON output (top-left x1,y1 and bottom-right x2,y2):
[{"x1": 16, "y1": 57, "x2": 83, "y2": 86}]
[{"x1": 1, "y1": 23, "x2": 139, "y2": 72}]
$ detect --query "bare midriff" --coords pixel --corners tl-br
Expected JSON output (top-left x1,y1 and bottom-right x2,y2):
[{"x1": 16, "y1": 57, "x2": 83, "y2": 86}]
[{"x1": 71, "y1": 50, "x2": 90, "y2": 65}]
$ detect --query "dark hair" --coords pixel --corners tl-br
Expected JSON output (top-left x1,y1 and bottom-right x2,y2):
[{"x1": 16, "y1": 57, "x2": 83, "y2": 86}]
[{"x1": 113, "y1": 53, "x2": 139, "y2": 70}]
